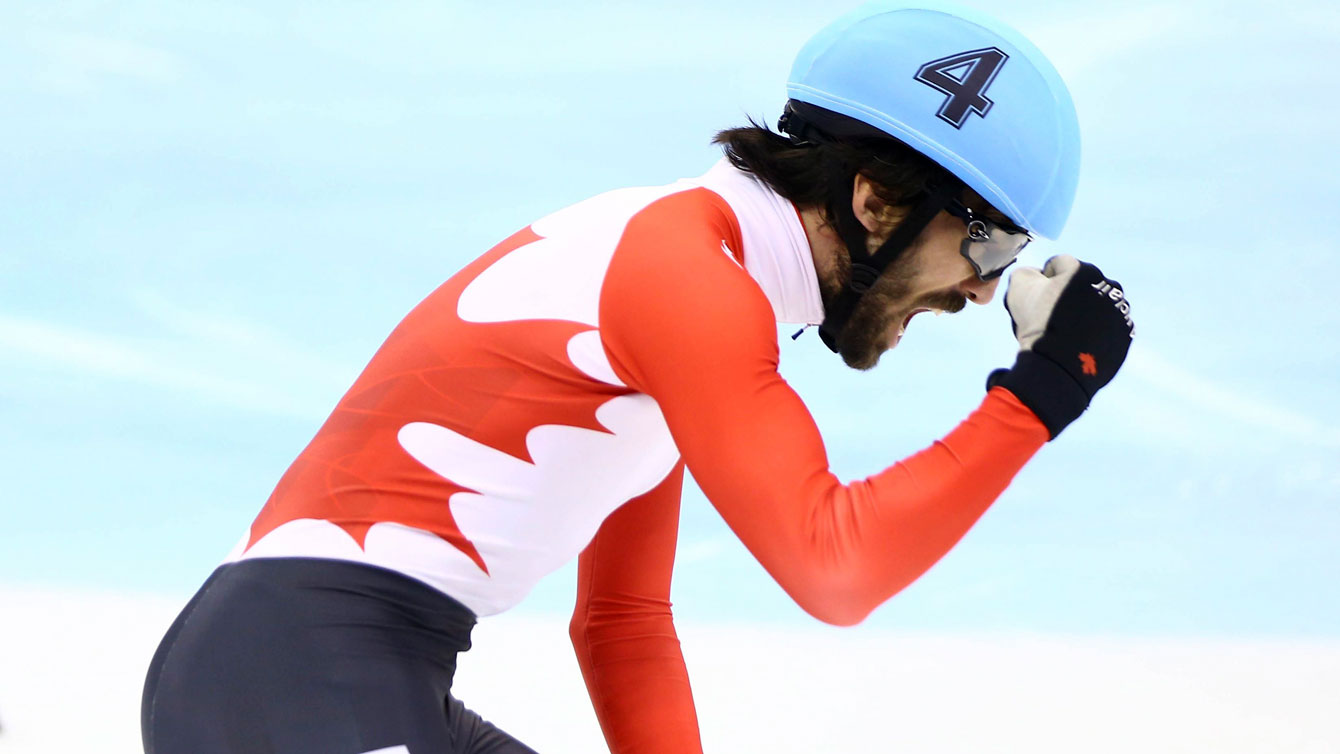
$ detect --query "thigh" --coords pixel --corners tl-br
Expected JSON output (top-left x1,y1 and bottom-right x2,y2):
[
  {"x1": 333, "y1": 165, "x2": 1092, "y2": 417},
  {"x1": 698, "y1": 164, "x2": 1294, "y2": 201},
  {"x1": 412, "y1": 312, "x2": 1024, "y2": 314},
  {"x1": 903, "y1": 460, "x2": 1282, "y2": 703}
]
[{"x1": 445, "y1": 694, "x2": 539, "y2": 754}]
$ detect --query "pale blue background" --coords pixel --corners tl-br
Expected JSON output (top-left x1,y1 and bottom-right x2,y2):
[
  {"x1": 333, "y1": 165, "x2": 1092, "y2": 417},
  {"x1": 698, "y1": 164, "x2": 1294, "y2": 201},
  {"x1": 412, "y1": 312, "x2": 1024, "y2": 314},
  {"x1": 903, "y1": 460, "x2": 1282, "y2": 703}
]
[{"x1": 2, "y1": 0, "x2": 1337, "y2": 637}]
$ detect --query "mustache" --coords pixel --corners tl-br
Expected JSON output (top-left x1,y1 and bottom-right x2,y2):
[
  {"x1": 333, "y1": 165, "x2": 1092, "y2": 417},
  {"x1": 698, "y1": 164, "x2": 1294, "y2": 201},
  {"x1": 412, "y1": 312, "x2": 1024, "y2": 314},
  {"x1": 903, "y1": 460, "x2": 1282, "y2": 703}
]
[{"x1": 918, "y1": 289, "x2": 968, "y2": 314}]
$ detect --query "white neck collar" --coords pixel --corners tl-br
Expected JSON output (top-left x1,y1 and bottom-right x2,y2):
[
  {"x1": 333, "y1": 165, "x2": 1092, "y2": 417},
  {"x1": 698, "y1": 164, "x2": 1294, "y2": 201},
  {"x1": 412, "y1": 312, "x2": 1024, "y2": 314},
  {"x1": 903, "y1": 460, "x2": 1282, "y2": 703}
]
[{"x1": 695, "y1": 159, "x2": 825, "y2": 326}]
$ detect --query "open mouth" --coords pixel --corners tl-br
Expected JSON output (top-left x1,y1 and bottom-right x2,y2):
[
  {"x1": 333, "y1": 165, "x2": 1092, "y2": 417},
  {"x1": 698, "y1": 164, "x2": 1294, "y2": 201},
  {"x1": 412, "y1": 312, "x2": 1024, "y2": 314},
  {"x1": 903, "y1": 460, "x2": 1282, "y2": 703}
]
[
  {"x1": 888, "y1": 308, "x2": 936, "y2": 348},
  {"x1": 898, "y1": 308, "x2": 935, "y2": 335}
]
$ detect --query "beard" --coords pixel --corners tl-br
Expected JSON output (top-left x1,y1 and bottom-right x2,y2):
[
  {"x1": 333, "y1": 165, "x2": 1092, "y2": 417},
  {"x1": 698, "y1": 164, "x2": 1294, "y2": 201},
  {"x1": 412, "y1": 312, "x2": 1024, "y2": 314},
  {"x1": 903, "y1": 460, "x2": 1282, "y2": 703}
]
[{"x1": 818, "y1": 246, "x2": 967, "y2": 371}]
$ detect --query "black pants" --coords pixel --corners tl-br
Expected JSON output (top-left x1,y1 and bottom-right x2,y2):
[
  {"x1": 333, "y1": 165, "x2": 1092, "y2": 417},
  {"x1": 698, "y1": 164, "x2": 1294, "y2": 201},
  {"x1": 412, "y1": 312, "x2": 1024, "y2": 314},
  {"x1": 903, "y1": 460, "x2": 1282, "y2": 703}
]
[{"x1": 142, "y1": 558, "x2": 537, "y2": 754}]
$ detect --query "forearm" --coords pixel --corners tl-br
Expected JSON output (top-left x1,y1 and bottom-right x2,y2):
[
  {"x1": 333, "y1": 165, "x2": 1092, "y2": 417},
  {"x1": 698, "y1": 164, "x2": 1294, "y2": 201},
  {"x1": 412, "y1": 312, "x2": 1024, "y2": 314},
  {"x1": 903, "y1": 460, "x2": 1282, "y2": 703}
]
[
  {"x1": 690, "y1": 387, "x2": 1047, "y2": 626},
  {"x1": 571, "y1": 603, "x2": 702, "y2": 754}
]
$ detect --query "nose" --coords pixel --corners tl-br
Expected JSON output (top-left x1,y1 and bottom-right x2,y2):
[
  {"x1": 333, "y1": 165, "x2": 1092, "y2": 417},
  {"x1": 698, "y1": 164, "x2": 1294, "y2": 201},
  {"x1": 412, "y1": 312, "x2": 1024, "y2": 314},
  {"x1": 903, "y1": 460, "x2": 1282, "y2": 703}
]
[{"x1": 960, "y1": 273, "x2": 1000, "y2": 306}]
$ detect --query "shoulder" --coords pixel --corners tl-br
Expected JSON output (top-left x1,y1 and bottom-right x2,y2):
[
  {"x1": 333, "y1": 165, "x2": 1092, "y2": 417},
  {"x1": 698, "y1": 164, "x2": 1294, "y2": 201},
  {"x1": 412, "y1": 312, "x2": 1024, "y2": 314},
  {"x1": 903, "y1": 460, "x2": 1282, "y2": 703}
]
[
  {"x1": 607, "y1": 187, "x2": 771, "y2": 320},
  {"x1": 599, "y1": 187, "x2": 781, "y2": 393}
]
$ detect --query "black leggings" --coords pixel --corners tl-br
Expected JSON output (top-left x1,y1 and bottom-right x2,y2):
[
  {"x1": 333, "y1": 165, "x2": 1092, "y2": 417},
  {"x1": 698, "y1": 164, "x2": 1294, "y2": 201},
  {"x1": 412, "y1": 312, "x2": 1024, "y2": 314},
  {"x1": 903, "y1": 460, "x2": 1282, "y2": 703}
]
[{"x1": 142, "y1": 558, "x2": 537, "y2": 754}]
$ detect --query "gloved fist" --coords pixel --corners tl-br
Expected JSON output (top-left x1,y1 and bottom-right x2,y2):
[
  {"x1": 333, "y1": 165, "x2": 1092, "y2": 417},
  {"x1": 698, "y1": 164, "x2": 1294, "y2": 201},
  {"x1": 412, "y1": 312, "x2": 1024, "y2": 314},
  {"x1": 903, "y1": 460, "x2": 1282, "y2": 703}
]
[{"x1": 987, "y1": 255, "x2": 1134, "y2": 439}]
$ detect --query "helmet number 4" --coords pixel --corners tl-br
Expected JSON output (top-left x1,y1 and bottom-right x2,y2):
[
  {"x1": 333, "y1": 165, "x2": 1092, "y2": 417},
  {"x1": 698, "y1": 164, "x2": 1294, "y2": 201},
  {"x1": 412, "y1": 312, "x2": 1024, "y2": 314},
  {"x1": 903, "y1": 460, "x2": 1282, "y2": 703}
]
[{"x1": 914, "y1": 47, "x2": 1010, "y2": 129}]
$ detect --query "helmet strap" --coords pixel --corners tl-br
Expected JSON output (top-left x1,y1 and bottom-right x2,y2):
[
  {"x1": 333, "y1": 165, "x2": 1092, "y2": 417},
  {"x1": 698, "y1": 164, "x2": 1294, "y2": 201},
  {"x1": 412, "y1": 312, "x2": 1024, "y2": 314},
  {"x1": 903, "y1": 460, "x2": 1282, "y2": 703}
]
[{"x1": 817, "y1": 176, "x2": 963, "y2": 352}]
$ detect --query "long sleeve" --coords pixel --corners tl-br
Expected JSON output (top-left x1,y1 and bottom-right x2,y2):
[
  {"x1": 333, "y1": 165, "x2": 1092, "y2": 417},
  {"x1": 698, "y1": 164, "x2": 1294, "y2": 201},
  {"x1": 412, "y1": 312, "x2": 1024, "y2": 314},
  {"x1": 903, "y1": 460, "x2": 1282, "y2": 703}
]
[
  {"x1": 598, "y1": 189, "x2": 1050, "y2": 627},
  {"x1": 570, "y1": 462, "x2": 702, "y2": 754}
]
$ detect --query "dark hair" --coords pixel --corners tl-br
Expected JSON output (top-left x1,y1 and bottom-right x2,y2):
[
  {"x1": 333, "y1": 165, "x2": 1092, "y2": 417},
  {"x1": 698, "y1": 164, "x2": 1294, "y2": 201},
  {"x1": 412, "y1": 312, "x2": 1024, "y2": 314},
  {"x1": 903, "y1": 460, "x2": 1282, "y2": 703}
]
[{"x1": 712, "y1": 115, "x2": 1011, "y2": 230}]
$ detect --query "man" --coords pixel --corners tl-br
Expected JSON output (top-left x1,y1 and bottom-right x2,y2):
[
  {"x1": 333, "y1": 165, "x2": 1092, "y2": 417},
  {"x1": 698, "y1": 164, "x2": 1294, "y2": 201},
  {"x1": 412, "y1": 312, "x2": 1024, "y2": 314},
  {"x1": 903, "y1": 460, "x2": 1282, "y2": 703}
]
[{"x1": 142, "y1": 2, "x2": 1134, "y2": 753}]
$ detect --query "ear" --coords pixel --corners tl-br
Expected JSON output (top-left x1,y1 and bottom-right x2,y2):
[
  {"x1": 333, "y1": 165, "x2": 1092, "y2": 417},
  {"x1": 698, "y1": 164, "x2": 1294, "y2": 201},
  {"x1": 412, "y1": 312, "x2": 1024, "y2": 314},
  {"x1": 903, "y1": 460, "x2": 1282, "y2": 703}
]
[{"x1": 851, "y1": 173, "x2": 895, "y2": 234}]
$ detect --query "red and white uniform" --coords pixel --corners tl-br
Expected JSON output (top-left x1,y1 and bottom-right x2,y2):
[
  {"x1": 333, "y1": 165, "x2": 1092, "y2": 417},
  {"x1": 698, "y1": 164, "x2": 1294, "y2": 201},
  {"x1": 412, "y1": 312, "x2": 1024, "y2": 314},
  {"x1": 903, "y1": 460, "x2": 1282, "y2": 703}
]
[{"x1": 228, "y1": 160, "x2": 1049, "y2": 752}]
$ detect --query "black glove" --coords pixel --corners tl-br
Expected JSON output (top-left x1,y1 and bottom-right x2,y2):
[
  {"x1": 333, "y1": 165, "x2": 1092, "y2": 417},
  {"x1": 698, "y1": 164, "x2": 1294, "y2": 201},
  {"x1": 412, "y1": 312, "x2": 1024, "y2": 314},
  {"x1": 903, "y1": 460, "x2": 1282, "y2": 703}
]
[{"x1": 987, "y1": 255, "x2": 1134, "y2": 439}]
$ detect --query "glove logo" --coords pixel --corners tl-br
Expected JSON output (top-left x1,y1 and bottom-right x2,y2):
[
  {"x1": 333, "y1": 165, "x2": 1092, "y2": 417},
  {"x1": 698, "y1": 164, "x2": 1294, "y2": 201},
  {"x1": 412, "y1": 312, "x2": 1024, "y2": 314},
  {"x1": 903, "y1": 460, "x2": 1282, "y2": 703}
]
[
  {"x1": 1090, "y1": 280, "x2": 1135, "y2": 336},
  {"x1": 1079, "y1": 352, "x2": 1098, "y2": 376}
]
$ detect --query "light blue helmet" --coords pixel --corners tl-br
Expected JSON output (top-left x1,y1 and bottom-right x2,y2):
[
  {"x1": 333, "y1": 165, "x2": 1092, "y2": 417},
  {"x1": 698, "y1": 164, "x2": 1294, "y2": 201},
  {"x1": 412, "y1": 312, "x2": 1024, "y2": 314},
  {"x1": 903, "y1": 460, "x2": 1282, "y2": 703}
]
[{"x1": 787, "y1": 0, "x2": 1080, "y2": 239}]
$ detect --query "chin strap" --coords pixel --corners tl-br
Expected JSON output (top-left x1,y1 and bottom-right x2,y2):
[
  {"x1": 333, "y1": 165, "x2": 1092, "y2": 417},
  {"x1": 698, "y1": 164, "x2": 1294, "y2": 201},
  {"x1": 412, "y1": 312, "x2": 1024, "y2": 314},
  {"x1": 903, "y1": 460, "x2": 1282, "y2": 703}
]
[{"x1": 816, "y1": 177, "x2": 963, "y2": 352}]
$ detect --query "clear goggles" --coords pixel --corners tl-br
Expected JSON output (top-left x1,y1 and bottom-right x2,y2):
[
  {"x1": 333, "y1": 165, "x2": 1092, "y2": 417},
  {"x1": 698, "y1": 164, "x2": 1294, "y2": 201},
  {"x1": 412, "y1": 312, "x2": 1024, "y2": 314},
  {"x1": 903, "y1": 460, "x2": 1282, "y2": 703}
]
[{"x1": 943, "y1": 200, "x2": 1032, "y2": 280}]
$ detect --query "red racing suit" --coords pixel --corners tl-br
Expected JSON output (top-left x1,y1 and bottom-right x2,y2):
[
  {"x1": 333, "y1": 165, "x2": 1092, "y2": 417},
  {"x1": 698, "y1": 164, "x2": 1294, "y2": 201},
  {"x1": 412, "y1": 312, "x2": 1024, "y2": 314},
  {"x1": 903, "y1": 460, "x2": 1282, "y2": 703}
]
[{"x1": 227, "y1": 159, "x2": 1050, "y2": 752}]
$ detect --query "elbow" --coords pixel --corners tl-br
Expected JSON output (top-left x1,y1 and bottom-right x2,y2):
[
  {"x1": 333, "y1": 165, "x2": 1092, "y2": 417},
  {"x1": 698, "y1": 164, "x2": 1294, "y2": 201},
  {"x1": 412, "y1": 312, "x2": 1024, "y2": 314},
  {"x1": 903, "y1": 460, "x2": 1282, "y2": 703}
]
[
  {"x1": 568, "y1": 610, "x2": 589, "y2": 648},
  {"x1": 790, "y1": 570, "x2": 883, "y2": 628},
  {"x1": 805, "y1": 603, "x2": 869, "y2": 628},
  {"x1": 569, "y1": 598, "x2": 676, "y2": 645}
]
